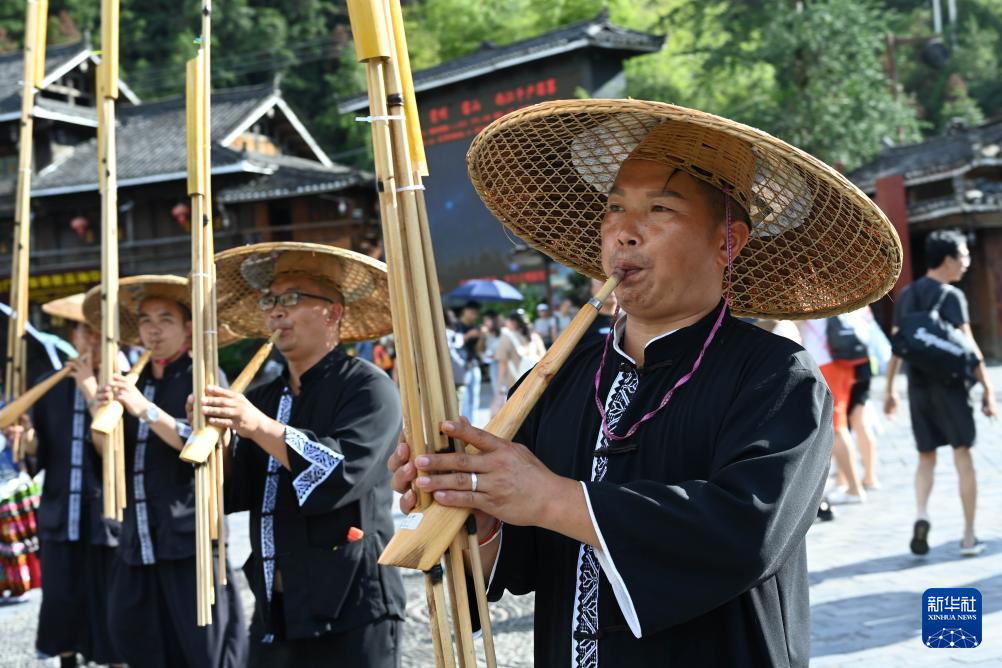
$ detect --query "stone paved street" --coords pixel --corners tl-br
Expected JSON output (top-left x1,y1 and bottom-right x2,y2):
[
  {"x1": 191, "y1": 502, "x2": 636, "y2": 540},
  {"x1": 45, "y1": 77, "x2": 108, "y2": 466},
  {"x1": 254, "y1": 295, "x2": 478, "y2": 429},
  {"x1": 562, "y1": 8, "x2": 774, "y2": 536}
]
[{"x1": 1, "y1": 368, "x2": 999, "y2": 667}]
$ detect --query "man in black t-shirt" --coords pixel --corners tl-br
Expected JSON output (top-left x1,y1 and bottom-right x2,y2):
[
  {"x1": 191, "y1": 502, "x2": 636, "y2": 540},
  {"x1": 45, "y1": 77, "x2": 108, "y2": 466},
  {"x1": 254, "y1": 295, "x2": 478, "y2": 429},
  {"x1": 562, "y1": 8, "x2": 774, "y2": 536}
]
[{"x1": 885, "y1": 230, "x2": 997, "y2": 558}]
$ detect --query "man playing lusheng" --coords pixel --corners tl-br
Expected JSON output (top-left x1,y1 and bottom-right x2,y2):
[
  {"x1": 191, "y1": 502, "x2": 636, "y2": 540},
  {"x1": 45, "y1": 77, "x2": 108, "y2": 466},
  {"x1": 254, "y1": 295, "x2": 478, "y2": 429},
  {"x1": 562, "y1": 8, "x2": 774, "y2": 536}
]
[
  {"x1": 201, "y1": 244, "x2": 405, "y2": 667},
  {"x1": 7, "y1": 295, "x2": 122, "y2": 667},
  {"x1": 389, "y1": 100, "x2": 902, "y2": 666},
  {"x1": 88, "y1": 276, "x2": 246, "y2": 668}
]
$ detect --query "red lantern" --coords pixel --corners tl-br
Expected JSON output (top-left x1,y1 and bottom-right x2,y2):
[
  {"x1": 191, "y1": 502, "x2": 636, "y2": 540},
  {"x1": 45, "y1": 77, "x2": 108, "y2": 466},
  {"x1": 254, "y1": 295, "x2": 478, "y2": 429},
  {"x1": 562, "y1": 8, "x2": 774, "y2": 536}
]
[
  {"x1": 171, "y1": 202, "x2": 191, "y2": 230},
  {"x1": 70, "y1": 216, "x2": 89, "y2": 239}
]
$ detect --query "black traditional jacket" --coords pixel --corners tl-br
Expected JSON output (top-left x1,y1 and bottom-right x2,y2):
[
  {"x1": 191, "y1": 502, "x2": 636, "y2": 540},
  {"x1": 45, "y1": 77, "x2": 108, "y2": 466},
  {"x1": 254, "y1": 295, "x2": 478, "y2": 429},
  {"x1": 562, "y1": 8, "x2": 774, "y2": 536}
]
[
  {"x1": 488, "y1": 303, "x2": 833, "y2": 667},
  {"x1": 117, "y1": 355, "x2": 198, "y2": 567},
  {"x1": 32, "y1": 374, "x2": 118, "y2": 546},
  {"x1": 227, "y1": 346, "x2": 406, "y2": 641}
]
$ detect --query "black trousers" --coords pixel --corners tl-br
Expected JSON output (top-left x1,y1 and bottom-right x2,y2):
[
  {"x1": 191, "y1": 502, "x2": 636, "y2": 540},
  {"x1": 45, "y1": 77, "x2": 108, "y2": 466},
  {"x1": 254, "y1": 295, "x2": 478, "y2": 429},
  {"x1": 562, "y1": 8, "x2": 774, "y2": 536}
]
[
  {"x1": 248, "y1": 593, "x2": 401, "y2": 668},
  {"x1": 107, "y1": 555, "x2": 247, "y2": 668},
  {"x1": 36, "y1": 540, "x2": 121, "y2": 664}
]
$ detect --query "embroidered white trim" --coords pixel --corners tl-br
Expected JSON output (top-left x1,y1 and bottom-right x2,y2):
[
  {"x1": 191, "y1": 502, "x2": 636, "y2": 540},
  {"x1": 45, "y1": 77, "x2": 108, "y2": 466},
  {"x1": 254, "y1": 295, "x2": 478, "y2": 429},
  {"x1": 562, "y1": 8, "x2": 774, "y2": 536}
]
[
  {"x1": 571, "y1": 368, "x2": 642, "y2": 666},
  {"x1": 260, "y1": 391, "x2": 291, "y2": 609},
  {"x1": 285, "y1": 426, "x2": 344, "y2": 506},
  {"x1": 67, "y1": 390, "x2": 86, "y2": 541},
  {"x1": 582, "y1": 482, "x2": 642, "y2": 639},
  {"x1": 175, "y1": 419, "x2": 193, "y2": 440},
  {"x1": 134, "y1": 384, "x2": 158, "y2": 565}
]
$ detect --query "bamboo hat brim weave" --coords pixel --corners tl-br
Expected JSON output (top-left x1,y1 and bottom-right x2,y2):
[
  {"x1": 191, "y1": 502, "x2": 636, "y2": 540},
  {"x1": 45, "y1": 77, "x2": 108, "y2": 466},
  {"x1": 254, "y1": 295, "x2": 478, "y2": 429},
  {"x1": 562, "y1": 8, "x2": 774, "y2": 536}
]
[
  {"x1": 466, "y1": 99, "x2": 902, "y2": 318},
  {"x1": 214, "y1": 242, "x2": 392, "y2": 343},
  {"x1": 82, "y1": 275, "x2": 191, "y2": 346},
  {"x1": 42, "y1": 293, "x2": 87, "y2": 325}
]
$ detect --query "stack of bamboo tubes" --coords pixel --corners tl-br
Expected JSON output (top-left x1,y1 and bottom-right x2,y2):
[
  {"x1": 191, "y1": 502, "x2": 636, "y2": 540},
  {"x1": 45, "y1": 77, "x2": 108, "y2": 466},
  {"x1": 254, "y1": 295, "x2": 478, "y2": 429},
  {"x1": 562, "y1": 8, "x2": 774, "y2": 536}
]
[
  {"x1": 346, "y1": 1, "x2": 496, "y2": 665},
  {"x1": 185, "y1": 0, "x2": 225, "y2": 627},
  {"x1": 92, "y1": 0, "x2": 130, "y2": 522},
  {"x1": 4, "y1": 0, "x2": 47, "y2": 462}
]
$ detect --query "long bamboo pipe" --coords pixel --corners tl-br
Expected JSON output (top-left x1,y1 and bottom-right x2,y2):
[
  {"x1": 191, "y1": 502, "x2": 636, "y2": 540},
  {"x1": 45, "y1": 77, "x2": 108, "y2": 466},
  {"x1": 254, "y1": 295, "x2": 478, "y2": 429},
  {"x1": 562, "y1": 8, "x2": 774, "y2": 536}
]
[
  {"x1": 379, "y1": 274, "x2": 621, "y2": 571},
  {"x1": 90, "y1": 350, "x2": 153, "y2": 435},
  {"x1": 6, "y1": 0, "x2": 48, "y2": 463},
  {"x1": 180, "y1": 332, "x2": 279, "y2": 464},
  {"x1": 0, "y1": 365, "x2": 72, "y2": 429}
]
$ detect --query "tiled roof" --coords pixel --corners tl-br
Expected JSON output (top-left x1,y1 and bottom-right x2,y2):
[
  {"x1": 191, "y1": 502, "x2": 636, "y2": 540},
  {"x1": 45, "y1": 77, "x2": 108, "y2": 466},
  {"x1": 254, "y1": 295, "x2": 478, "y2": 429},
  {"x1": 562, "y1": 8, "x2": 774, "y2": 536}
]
[
  {"x1": 0, "y1": 41, "x2": 90, "y2": 114},
  {"x1": 339, "y1": 12, "x2": 664, "y2": 112},
  {"x1": 848, "y1": 119, "x2": 1002, "y2": 193},
  {"x1": 218, "y1": 153, "x2": 370, "y2": 203},
  {"x1": 31, "y1": 84, "x2": 280, "y2": 194}
]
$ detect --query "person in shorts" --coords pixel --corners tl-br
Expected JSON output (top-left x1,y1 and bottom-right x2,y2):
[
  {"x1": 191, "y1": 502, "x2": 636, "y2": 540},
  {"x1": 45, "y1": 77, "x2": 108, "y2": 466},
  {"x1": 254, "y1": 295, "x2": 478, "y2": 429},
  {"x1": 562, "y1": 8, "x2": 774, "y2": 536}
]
[{"x1": 885, "y1": 229, "x2": 997, "y2": 557}]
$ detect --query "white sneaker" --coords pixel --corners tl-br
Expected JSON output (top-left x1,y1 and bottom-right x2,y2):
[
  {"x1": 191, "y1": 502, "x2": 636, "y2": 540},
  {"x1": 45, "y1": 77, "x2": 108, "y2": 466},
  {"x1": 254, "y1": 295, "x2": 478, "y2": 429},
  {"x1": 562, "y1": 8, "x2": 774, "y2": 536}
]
[
  {"x1": 960, "y1": 540, "x2": 986, "y2": 557},
  {"x1": 826, "y1": 489, "x2": 866, "y2": 505}
]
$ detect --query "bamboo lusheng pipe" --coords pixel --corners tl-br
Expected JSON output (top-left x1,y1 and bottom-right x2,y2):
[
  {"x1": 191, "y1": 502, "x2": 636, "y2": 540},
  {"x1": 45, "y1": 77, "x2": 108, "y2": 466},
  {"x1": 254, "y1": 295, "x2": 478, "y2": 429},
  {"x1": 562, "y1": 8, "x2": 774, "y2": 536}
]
[
  {"x1": 5, "y1": 0, "x2": 48, "y2": 462},
  {"x1": 359, "y1": 61, "x2": 457, "y2": 666},
  {"x1": 348, "y1": 1, "x2": 473, "y2": 664},
  {"x1": 0, "y1": 365, "x2": 71, "y2": 429},
  {"x1": 90, "y1": 350, "x2": 153, "y2": 435},
  {"x1": 96, "y1": 0, "x2": 123, "y2": 520},
  {"x1": 379, "y1": 274, "x2": 621, "y2": 571},
  {"x1": 378, "y1": 2, "x2": 499, "y2": 661},
  {"x1": 187, "y1": 0, "x2": 223, "y2": 624},
  {"x1": 179, "y1": 332, "x2": 279, "y2": 464}
]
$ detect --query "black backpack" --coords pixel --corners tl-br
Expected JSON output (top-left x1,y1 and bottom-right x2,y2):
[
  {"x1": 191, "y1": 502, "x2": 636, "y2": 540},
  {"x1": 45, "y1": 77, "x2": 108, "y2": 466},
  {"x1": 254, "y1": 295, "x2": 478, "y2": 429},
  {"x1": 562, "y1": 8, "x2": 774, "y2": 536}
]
[
  {"x1": 891, "y1": 287, "x2": 979, "y2": 386},
  {"x1": 826, "y1": 316, "x2": 868, "y2": 361}
]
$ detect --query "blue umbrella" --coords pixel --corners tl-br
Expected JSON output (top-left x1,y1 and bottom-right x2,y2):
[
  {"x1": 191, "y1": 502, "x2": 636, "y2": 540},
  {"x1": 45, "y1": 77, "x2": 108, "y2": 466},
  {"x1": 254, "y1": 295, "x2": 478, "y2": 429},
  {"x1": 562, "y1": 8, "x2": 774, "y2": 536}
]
[{"x1": 447, "y1": 279, "x2": 524, "y2": 303}]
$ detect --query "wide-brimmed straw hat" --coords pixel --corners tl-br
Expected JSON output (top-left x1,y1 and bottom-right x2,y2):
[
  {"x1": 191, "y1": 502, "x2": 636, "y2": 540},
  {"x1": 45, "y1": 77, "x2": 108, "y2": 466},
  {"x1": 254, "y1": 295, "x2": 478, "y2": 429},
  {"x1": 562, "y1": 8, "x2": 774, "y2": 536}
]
[
  {"x1": 467, "y1": 99, "x2": 902, "y2": 318},
  {"x1": 42, "y1": 293, "x2": 88, "y2": 325},
  {"x1": 82, "y1": 275, "x2": 190, "y2": 345},
  {"x1": 214, "y1": 242, "x2": 392, "y2": 343}
]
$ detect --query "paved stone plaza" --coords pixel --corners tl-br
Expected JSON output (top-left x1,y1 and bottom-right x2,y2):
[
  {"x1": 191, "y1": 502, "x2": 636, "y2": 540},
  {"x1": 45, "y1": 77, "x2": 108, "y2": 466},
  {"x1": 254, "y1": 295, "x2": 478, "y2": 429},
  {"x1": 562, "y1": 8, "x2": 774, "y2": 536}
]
[{"x1": 1, "y1": 369, "x2": 999, "y2": 667}]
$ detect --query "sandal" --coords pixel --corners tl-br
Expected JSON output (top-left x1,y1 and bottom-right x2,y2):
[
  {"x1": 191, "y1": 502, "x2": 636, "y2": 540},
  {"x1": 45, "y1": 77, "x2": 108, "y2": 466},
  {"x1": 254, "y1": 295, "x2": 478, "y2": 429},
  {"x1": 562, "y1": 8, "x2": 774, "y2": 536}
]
[{"x1": 910, "y1": 519, "x2": 930, "y2": 555}]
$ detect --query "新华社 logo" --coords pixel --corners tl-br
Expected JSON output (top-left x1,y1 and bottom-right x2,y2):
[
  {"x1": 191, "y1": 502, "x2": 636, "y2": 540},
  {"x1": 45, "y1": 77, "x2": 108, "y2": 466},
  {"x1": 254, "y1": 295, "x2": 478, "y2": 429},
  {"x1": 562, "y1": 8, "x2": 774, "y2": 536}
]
[{"x1": 922, "y1": 588, "x2": 982, "y2": 648}]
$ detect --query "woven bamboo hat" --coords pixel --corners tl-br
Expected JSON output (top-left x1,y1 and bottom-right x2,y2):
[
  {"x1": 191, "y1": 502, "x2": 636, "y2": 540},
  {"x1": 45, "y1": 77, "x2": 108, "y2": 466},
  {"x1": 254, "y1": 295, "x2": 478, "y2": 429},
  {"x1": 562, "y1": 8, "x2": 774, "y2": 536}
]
[
  {"x1": 467, "y1": 99, "x2": 902, "y2": 318},
  {"x1": 82, "y1": 275, "x2": 190, "y2": 345},
  {"x1": 42, "y1": 293, "x2": 87, "y2": 325},
  {"x1": 214, "y1": 242, "x2": 392, "y2": 343}
]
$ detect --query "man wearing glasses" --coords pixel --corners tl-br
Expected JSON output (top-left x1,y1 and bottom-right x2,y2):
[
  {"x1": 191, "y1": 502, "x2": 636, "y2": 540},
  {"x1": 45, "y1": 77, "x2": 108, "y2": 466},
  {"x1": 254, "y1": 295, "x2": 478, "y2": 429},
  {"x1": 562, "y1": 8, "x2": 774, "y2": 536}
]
[{"x1": 201, "y1": 244, "x2": 405, "y2": 667}]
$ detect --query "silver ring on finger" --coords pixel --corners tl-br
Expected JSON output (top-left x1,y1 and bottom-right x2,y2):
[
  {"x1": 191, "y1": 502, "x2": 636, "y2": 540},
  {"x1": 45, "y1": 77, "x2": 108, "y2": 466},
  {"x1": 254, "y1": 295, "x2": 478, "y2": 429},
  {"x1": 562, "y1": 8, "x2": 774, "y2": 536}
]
[{"x1": 470, "y1": 472, "x2": 478, "y2": 493}]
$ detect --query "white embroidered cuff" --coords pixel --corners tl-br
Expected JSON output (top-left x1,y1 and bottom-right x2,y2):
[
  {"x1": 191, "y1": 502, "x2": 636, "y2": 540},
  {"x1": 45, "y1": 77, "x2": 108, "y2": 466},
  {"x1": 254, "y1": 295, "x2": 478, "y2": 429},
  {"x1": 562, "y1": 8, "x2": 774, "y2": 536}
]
[
  {"x1": 284, "y1": 427, "x2": 344, "y2": 506},
  {"x1": 580, "y1": 481, "x2": 642, "y2": 639},
  {"x1": 175, "y1": 419, "x2": 193, "y2": 441}
]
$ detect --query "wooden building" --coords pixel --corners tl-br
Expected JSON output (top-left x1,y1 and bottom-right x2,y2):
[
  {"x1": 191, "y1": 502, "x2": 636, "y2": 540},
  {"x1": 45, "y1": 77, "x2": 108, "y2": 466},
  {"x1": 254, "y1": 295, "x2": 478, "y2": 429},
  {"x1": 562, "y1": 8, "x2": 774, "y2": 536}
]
[
  {"x1": 0, "y1": 41, "x2": 380, "y2": 308},
  {"x1": 339, "y1": 10, "x2": 664, "y2": 291},
  {"x1": 848, "y1": 118, "x2": 1002, "y2": 358}
]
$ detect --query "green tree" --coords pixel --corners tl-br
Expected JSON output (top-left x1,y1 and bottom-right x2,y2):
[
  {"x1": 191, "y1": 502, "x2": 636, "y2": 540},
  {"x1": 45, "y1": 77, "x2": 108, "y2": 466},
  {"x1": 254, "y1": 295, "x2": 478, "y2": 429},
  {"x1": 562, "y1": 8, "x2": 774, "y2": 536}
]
[
  {"x1": 618, "y1": 0, "x2": 922, "y2": 170},
  {"x1": 1, "y1": 0, "x2": 995, "y2": 171}
]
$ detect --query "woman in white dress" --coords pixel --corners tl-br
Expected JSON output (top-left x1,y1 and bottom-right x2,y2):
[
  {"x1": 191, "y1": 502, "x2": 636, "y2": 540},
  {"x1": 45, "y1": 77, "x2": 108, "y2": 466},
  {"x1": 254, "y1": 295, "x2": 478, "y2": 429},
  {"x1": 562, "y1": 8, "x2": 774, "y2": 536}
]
[{"x1": 491, "y1": 311, "x2": 546, "y2": 414}]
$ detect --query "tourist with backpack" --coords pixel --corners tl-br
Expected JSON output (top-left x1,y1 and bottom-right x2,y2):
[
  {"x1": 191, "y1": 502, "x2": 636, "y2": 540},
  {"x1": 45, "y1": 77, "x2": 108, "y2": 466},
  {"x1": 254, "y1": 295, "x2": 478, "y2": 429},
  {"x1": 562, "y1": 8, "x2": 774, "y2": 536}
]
[
  {"x1": 797, "y1": 317, "x2": 868, "y2": 504},
  {"x1": 884, "y1": 229, "x2": 996, "y2": 557}
]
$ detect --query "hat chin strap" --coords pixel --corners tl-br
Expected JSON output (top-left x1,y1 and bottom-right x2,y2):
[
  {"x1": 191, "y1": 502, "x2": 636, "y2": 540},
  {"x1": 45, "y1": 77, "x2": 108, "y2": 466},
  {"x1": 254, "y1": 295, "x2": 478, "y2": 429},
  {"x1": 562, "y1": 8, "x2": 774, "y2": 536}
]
[{"x1": 723, "y1": 186, "x2": 734, "y2": 303}]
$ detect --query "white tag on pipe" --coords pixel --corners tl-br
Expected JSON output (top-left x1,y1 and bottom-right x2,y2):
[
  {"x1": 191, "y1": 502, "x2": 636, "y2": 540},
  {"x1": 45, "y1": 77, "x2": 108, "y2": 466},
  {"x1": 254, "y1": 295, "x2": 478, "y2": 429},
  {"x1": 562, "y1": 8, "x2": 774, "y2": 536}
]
[{"x1": 399, "y1": 512, "x2": 423, "y2": 530}]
